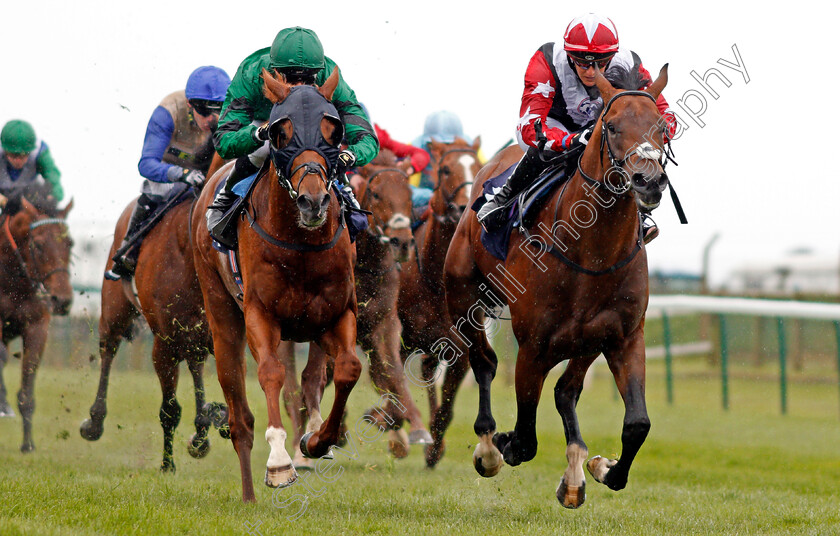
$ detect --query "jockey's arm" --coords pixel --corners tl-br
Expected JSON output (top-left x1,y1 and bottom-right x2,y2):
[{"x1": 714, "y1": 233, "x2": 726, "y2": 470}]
[
  {"x1": 518, "y1": 50, "x2": 575, "y2": 153},
  {"x1": 213, "y1": 74, "x2": 262, "y2": 161},
  {"x1": 35, "y1": 142, "x2": 63, "y2": 201},
  {"x1": 376, "y1": 125, "x2": 430, "y2": 174},
  {"x1": 137, "y1": 107, "x2": 185, "y2": 183}
]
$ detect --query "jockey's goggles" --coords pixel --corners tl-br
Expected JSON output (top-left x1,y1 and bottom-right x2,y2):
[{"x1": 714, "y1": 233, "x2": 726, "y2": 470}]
[
  {"x1": 569, "y1": 54, "x2": 614, "y2": 70},
  {"x1": 189, "y1": 99, "x2": 223, "y2": 117}
]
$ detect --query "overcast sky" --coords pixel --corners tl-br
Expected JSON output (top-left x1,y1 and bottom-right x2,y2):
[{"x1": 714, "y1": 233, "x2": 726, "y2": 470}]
[{"x1": 2, "y1": 0, "x2": 837, "y2": 287}]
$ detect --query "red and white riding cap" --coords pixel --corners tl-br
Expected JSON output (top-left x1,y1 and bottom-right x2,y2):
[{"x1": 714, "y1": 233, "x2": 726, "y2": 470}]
[{"x1": 563, "y1": 13, "x2": 619, "y2": 56}]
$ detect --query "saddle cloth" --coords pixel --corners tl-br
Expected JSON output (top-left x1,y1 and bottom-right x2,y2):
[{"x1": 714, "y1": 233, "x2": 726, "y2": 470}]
[{"x1": 470, "y1": 163, "x2": 567, "y2": 261}]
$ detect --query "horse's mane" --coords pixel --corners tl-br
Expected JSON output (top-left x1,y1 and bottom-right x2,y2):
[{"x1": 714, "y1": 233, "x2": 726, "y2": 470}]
[{"x1": 604, "y1": 64, "x2": 651, "y2": 91}]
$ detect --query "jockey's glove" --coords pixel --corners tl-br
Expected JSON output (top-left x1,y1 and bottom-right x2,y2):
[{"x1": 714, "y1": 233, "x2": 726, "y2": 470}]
[
  {"x1": 336, "y1": 150, "x2": 356, "y2": 184},
  {"x1": 564, "y1": 127, "x2": 593, "y2": 151},
  {"x1": 253, "y1": 122, "x2": 270, "y2": 143},
  {"x1": 181, "y1": 169, "x2": 206, "y2": 187}
]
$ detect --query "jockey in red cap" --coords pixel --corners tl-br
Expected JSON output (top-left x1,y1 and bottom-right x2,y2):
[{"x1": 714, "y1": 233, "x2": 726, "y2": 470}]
[{"x1": 478, "y1": 13, "x2": 676, "y2": 242}]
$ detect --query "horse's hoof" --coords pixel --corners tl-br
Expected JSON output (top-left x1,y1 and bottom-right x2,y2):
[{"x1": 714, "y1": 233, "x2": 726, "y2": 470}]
[
  {"x1": 408, "y1": 429, "x2": 433, "y2": 445},
  {"x1": 20, "y1": 442, "x2": 34, "y2": 454},
  {"x1": 586, "y1": 455, "x2": 617, "y2": 484},
  {"x1": 265, "y1": 464, "x2": 298, "y2": 488},
  {"x1": 300, "y1": 432, "x2": 316, "y2": 458},
  {"x1": 473, "y1": 455, "x2": 502, "y2": 477},
  {"x1": 293, "y1": 449, "x2": 316, "y2": 471},
  {"x1": 0, "y1": 402, "x2": 15, "y2": 417},
  {"x1": 556, "y1": 477, "x2": 586, "y2": 509},
  {"x1": 424, "y1": 440, "x2": 446, "y2": 468},
  {"x1": 187, "y1": 434, "x2": 210, "y2": 459},
  {"x1": 388, "y1": 429, "x2": 409, "y2": 459},
  {"x1": 79, "y1": 418, "x2": 103, "y2": 441},
  {"x1": 160, "y1": 461, "x2": 176, "y2": 473}
]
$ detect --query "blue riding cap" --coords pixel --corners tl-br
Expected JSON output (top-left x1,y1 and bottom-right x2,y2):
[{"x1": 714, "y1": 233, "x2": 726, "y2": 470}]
[
  {"x1": 267, "y1": 85, "x2": 344, "y2": 181},
  {"x1": 185, "y1": 66, "x2": 231, "y2": 102}
]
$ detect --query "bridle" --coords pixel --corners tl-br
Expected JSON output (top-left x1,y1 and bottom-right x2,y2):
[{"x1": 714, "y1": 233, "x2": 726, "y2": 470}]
[
  {"x1": 277, "y1": 160, "x2": 331, "y2": 200},
  {"x1": 2, "y1": 215, "x2": 69, "y2": 297},
  {"x1": 431, "y1": 147, "x2": 477, "y2": 223}
]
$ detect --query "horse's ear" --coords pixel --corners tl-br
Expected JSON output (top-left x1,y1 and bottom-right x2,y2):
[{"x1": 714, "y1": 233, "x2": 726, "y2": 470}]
[
  {"x1": 471, "y1": 135, "x2": 481, "y2": 151},
  {"x1": 645, "y1": 64, "x2": 669, "y2": 100},
  {"x1": 21, "y1": 197, "x2": 39, "y2": 218},
  {"x1": 262, "y1": 68, "x2": 290, "y2": 104},
  {"x1": 594, "y1": 67, "x2": 615, "y2": 104},
  {"x1": 319, "y1": 67, "x2": 340, "y2": 101},
  {"x1": 428, "y1": 139, "x2": 445, "y2": 157},
  {"x1": 59, "y1": 198, "x2": 74, "y2": 219}
]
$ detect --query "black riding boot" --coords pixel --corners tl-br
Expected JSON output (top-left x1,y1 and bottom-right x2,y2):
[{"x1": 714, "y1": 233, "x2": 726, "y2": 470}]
[
  {"x1": 477, "y1": 147, "x2": 548, "y2": 232},
  {"x1": 104, "y1": 197, "x2": 155, "y2": 281},
  {"x1": 205, "y1": 156, "x2": 259, "y2": 248}
]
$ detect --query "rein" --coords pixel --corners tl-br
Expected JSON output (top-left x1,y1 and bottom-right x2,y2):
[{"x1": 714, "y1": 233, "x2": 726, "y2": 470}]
[{"x1": 2, "y1": 214, "x2": 69, "y2": 295}]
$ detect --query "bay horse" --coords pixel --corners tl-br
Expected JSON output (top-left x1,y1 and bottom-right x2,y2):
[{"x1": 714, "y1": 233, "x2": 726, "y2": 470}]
[
  {"x1": 191, "y1": 68, "x2": 360, "y2": 502},
  {"x1": 280, "y1": 151, "x2": 432, "y2": 461},
  {"x1": 396, "y1": 136, "x2": 481, "y2": 466},
  {"x1": 80, "y1": 187, "x2": 227, "y2": 471},
  {"x1": 0, "y1": 197, "x2": 73, "y2": 451},
  {"x1": 444, "y1": 65, "x2": 671, "y2": 508}
]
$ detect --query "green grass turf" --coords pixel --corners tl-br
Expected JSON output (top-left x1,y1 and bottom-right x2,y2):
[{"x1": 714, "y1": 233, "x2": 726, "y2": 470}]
[{"x1": 1, "y1": 353, "x2": 839, "y2": 535}]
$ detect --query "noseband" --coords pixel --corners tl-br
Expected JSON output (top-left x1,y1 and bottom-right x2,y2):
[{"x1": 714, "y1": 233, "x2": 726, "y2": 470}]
[{"x1": 277, "y1": 160, "x2": 331, "y2": 200}]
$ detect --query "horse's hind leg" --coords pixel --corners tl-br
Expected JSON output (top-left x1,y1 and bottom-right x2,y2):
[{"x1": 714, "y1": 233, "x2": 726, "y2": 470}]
[
  {"x1": 554, "y1": 354, "x2": 598, "y2": 509},
  {"x1": 18, "y1": 318, "x2": 49, "y2": 452},
  {"x1": 152, "y1": 341, "x2": 181, "y2": 472},
  {"x1": 81, "y1": 280, "x2": 138, "y2": 441},
  {"x1": 425, "y1": 349, "x2": 471, "y2": 467},
  {"x1": 588, "y1": 328, "x2": 650, "y2": 492},
  {"x1": 0, "y1": 340, "x2": 14, "y2": 417},
  {"x1": 186, "y1": 353, "x2": 211, "y2": 459}
]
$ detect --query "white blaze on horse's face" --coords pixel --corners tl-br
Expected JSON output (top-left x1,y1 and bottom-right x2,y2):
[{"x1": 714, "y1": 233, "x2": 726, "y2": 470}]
[{"x1": 457, "y1": 154, "x2": 475, "y2": 200}]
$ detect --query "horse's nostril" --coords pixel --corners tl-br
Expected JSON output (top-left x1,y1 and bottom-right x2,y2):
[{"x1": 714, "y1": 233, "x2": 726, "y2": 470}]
[
  {"x1": 632, "y1": 173, "x2": 646, "y2": 187},
  {"x1": 320, "y1": 194, "x2": 331, "y2": 211},
  {"x1": 296, "y1": 195, "x2": 313, "y2": 212}
]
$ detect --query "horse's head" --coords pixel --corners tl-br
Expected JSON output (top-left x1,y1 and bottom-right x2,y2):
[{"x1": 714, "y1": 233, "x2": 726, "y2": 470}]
[
  {"x1": 357, "y1": 151, "x2": 415, "y2": 263},
  {"x1": 591, "y1": 65, "x2": 670, "y2": 213},
  {"x1": 6, "y1": 197, "x2": 74, "y2": 315},
  {"x1": 261, "y1": 67, "x2": 344, "y2": 228},
  {"x1": 428, "y1": 137, "x2": 481, "y2": 223}
]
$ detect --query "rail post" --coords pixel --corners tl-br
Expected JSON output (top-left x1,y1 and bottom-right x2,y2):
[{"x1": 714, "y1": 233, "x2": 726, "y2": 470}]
[
  {"x1": 777, "y1": 317, "x2": 787, "y2": 415},
  {"x1": 663, "y1": 312, "x2": 674, "y2": 405},
  {"x1": 719, "y1": 314, "x2": 729, "y2": 411}
]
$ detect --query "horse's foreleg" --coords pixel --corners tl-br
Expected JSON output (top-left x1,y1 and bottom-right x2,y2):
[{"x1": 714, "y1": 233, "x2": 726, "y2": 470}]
[
  {"x1": 494, "y1": 344, "x2": 549, "y2": 469},
  {"x1": 186, "y1": 353, "x2": 211, "y2": 459},
  {"x1": 18, "y1": 318, "x2": 49, "y2": 452},
  {"x1": 245, "y1": 304, "x2": 296, "y2": 489},
  {"x1": 278, "y1": 341, "x2": 311, "y2": 470},
  {"x1": 152, "y1": 341, "x2": 181, "y2": 472},
  {"x1": 0, "y1": 339, "x2": 14, "y2": 417},
  {"x1": 590, "y1": 329, "x2": 650, "y2": 492},
  {"x1": 304, "y1": 309, "x2": 361, "y2": 458},
  {"x1": 554, "y1": 354, "x2": 598, "y2": 509}
]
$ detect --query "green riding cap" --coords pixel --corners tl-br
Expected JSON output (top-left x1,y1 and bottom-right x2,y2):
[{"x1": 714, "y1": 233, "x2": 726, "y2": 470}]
[
  {"x1": 1, "y1": 120, "x2": 37, "y2": 154},
  {"x1": 270, "y1": 26, "x2": 325, "y2": 70}
]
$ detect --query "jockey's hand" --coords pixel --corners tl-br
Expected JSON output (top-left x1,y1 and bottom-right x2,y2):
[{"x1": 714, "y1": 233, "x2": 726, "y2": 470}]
[
  {"x1": 253, "y1": 122, "x2": 270, "y2": 143},
  {"x1": 181, "y1": 169, "x2": 206, "y2": 188},
  {"x1": 397, "y1": 159, "x2": 414, "y2": 176},
  {"x1": 566, "y1": 127, "x2": 593, "y2": 151},
  {"x1": 336, "y1": 149, "x2": 356, "y2": 183}
]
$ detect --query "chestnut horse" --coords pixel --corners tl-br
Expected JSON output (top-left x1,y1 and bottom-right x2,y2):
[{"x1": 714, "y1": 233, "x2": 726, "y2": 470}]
[
  {"x1": 279, "y1": 151, "x2": 432, "y2": 462},
  {"x1": 81, "y1": 188, "x2": 227, "y2": 471},
  {"x1": 0, "y1": 198, "x2": 73, "y2": 451},
  {"x1": 192, "y1": 69, "x2": 360, "y2": 502},
  {"x1": 444, "y1": 66, "x2": 672, "y2": 508},
  {"x1": 396, "y1": 136, "x2": 481, "y2": 466}
]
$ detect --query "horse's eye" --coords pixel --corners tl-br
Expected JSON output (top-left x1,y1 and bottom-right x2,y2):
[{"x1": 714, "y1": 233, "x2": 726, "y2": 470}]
[
  {"x1": 607, "y1": 123, "x2": 616, "y2": 134},
  {"x1": 370, "y1": 191, "x2": 380, "y2": 200},
  {"x1": 440, "y1": 166, "x2": 450, "y2": 175}
]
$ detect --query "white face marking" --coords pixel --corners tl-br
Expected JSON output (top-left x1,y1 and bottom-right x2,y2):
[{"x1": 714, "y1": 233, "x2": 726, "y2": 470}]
[{"x1": 457, "y1": 154, "x2": 476, "y2": 199}]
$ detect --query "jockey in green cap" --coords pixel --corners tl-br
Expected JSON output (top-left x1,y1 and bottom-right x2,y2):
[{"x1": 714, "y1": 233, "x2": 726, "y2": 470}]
[{"x1": 0, "y1": 120, "x2": 64, "y2": 212}]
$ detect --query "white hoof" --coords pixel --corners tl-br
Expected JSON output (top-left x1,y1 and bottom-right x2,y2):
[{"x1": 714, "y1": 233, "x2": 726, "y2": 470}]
[
  {"x1": 473, "y1": 433, "x2": 503, "y2": 478},
  {"x1": 586, "y1": 455, "x2": 617, "y2": 483},
  {"x1": 265, "y1": 464, "x2": 298, "y2": 488}
]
